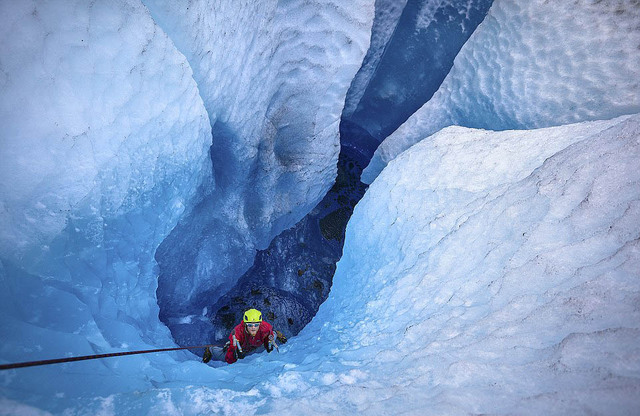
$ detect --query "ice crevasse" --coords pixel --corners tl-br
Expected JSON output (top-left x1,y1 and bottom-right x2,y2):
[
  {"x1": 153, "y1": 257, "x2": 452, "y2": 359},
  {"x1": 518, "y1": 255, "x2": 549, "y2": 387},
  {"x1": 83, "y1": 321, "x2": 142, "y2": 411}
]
[
  {"x1": 0, "y1": 0, "x2": 373, "y2": 411},
  {"x1": 3, "y1": 114, "x2": 638, "y2": 415},
  {"x1": 0, "y1": 0, "x2": 639, "y2": 414}
]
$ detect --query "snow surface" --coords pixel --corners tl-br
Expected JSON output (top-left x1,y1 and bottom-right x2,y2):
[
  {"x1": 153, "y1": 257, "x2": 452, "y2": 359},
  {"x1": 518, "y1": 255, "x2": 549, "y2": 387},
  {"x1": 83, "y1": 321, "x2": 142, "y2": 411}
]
[
  {"x1": 1, "y1": 0, "x2": 640, "y2": 414},
  {"x1": 362, "y1": 0, "x2": 640, "y2": 183}
]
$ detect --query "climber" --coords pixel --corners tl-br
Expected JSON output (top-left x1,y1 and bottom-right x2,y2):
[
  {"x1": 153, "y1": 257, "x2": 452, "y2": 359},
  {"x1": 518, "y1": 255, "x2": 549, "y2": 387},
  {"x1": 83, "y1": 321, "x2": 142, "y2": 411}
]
[{"x1": 224, "y1": 308, "x2": 286, "y2": 364}]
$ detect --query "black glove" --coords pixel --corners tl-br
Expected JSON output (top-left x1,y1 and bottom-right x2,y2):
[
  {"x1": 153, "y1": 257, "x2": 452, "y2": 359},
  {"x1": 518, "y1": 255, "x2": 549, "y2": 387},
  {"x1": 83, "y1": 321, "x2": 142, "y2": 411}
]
[
  {"x1": 234, "y1": 348, "x2": 245, "y2": 360},
  {"x1": 264, "y1": 338, "x2": 273, "y2": 353},
  {"x1": 202, "y1": 346, "x2": 212, "y2": 363}
]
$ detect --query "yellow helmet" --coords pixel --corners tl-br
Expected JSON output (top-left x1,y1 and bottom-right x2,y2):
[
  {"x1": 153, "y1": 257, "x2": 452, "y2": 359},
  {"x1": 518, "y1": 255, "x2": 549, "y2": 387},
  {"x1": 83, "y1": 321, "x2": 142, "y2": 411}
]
[{"x1": 243, "y1": 309, "x2": 262, "y2": 323}]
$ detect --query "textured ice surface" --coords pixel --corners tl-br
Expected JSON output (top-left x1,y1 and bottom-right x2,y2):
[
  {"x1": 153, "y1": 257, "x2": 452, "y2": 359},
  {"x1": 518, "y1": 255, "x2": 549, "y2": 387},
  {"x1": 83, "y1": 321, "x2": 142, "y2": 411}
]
[
  {"x1": 0, "y1": 0, "x2": 211, "y2": 260},
  {"x1": 260, "y1": 115, "x2": 640, "y2": 414},
  {"x1": 342, "y1": 0, "x2": 408, "y2": 119},
  {"x1": 7, "y1": 114, "x2": 638, "y2": 415},
  {"x1": 0, "y1": 0, "x2": 211, "y2": 401},
  {"x1": 144, "y1": 0, "x2": 373, "y2": 236},
  {"x1": 344, "y1": 0, "x2": 492, "y2": 142},
  {"x1": 2, "y1": 0, "x2": 640, "y2": 414},
  {"x1": 145, "y1": 0, "x2": 374, "y2": 314},
  {"x1": 362, "y1": 0, "x2": 640, "y2": 183}
]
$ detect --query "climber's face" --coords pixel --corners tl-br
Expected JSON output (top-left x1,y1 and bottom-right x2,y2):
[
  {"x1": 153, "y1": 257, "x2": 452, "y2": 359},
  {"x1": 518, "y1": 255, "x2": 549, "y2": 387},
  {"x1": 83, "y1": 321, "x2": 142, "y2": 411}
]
[{"x1": 246, "y1": 322, "x2": 260, "y2": 336}]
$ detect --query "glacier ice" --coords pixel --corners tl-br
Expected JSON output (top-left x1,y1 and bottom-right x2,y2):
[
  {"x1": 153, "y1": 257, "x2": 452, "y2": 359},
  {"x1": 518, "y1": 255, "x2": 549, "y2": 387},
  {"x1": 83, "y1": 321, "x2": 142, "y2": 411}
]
[
  {"x1": 1, "y1": 0, "x2": 640, "y2": 414},
  {"x1": 362, "y1": 0, "x2": 640, "y2": 183},
  {"x1": 143, "y1": 0, "x2": 373, "y2": 236},
  {"x1": 201, "y1": 149, "x2": 369, "y2": 348},
  {"x1": 144, "y1": 0, "x2": 375, "y2": 320},
  {"x1": 0, "y1": 0, "x2": 211, "y2": 260},
  {"x1": 343, "y1": 0, "x2": 493, "y2": 144},
  {"x1": 0, "y1": 0, "x2": 219, "y2": 407},
  {"x1": 298, "y1": 113, "x2": 640, "y2": 414},
  {"x1": 4, "y1": 113, "x2": 638, "y2": 414},
  {"x1": 341, "y1": 0, "x2": 408, "y2": 122},
  {"x1": 191, "y1": 0, "x2": 494, "y2": 353}
]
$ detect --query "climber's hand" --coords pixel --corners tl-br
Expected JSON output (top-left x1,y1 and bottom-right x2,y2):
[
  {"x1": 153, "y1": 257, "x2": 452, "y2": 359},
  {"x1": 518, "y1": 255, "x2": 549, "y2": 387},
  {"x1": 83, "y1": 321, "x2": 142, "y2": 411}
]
[
  {"x1": 264, "y1": 338, "x2": 273, "y2": 353},
  {"x1": 275, "y1": 330, "x2": 287, "y2": 344}
]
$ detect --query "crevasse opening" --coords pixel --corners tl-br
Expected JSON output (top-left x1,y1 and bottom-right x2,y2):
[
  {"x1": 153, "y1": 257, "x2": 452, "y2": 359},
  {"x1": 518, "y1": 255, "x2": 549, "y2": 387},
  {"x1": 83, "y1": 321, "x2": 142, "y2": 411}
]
[{"x1": 153, "y1": 0, "x2": 493, "y2": 356}]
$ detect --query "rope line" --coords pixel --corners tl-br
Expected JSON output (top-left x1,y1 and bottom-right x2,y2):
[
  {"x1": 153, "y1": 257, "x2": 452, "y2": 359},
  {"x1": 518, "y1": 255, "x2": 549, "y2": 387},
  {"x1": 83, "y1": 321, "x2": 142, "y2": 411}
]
[{"x1": 0, "y1": 344, "x2": 222, "y2": 370}]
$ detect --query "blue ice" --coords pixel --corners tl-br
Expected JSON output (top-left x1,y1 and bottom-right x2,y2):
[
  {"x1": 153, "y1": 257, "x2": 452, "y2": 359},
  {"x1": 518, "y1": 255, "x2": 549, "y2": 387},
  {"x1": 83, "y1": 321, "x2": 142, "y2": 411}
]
[{"x1": 1, "y1": 0, "x2": 640, "y2": 414}]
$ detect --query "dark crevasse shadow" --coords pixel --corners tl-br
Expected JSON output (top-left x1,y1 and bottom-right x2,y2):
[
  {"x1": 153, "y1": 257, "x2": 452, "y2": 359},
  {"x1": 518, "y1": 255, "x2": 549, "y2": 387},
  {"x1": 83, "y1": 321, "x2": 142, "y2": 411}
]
[
  {"x1": 166, "y1": 128, "x2": 374, "y2": 352},
  {"x1": 200, "y1": 126, "x2": 376, "y2": 347},
  {"x1": 345, "y1": 0, "x2": 494, "y2": 141}
]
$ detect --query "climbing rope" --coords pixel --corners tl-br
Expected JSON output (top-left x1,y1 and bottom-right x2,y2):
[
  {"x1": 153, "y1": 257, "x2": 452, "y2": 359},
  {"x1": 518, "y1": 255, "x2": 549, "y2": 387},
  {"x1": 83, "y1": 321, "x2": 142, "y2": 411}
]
[{"x1": 0, "y1": 344, "x2": 222, "y2": 371}]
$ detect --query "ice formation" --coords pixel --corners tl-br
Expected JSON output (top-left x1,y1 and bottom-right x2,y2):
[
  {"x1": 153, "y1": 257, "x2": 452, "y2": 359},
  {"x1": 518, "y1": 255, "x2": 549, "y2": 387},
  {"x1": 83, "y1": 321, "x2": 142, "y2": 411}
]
[
  {"x1": 144, "y1": 0, "x2": 373, "y2": 240},
  {"x1": 343, "y1": 0, "x2": 493, "y2": 144},
  {"x1": 144, "y1": 0, "x2": 374, "y2": 316},
  {"x1": 341, "y1": 0, "x2": 408, "y2": 121},
  {"x1": 0, "y1": 0, "x2": 211, "y2": 260},
  {"x1": 0, "y1": 0, "x2": 212, "y2": 400},
  {"x1": 260, "y1": 113, "x2": 640, "y2": 415},
  {"x1": 1, "y1": 0, "x2": 639, "y2": 414},
  {"x1": 4, "y1": 114, "x2": 638, "y2": 414},
  {"x1": 362, "y1": 0, "x2": 640, "y2": 183}
]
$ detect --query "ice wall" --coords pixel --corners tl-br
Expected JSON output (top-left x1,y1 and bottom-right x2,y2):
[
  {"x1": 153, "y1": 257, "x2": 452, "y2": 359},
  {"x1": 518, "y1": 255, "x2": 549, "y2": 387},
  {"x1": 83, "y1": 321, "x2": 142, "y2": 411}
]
[
  {"x1": 343, "y1": 0, "x2": 493, "y2": 145},
  {"x1": 143, "y1": 0, "x2": 375, "y2": 315},
  {"x1": 0, "y1": 0, "x2": 212, "y2": 399},
  {"x1": 362, "y1": 0, "x2": 640, "y2": 183},
  {"x1": 143, "y1": 0, "x2": 373, "y2": 236},
  {"x1": 341, "y1": 0, "x2": 408, "y2": 121}
]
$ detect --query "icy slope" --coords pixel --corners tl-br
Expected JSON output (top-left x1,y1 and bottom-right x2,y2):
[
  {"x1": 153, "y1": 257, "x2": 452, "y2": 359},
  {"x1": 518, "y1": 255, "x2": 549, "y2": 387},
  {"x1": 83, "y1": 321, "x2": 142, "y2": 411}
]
[
  {"x1": 362, "y1": 0, "x2": 640, "y2": 183},
  {"x1": 253, "y1": 114, "x2": 640, "y2": 415}
]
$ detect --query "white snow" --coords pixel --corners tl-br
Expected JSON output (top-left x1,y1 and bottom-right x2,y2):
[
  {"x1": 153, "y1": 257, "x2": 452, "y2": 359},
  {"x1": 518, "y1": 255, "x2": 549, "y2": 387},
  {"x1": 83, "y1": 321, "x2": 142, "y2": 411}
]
[{"x1": 362, "y1": 0, "x2": 640, "y2": 183}]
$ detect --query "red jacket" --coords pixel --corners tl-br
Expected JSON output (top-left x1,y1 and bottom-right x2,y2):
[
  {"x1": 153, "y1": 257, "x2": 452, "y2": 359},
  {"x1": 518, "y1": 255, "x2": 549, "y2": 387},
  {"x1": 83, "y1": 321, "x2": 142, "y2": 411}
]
[{"x1": 225, "y1": 321, "x2": 274, "y2": 364}]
